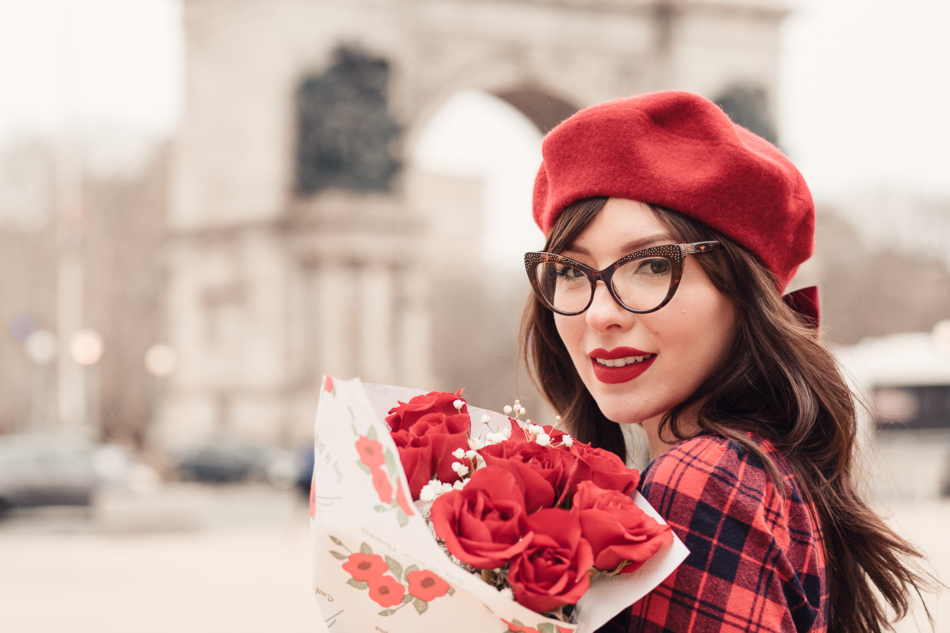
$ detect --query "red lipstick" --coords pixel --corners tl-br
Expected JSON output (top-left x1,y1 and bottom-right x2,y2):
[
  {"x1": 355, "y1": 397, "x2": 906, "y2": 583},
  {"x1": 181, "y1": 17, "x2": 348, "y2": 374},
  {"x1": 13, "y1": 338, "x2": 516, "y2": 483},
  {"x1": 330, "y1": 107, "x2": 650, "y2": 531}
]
[{"x1": 589, "y1": 347, "x2": 657, "y2": 384}]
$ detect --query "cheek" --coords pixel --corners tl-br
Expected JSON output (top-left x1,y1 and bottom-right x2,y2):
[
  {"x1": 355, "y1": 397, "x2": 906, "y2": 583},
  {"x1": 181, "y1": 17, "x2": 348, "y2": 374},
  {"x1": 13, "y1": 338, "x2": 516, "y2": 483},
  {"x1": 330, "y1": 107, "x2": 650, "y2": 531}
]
[{"x1": 553, "y1": 315, "x2": 587, "y2": 367}]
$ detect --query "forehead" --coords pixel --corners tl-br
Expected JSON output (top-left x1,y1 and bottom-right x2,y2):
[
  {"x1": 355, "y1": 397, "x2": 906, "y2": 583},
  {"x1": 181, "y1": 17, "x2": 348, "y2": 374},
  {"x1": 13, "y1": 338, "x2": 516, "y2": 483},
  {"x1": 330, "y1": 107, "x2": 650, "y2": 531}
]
[{"x1": 565, "y1": 199, "x2": 670, "y2": 255}]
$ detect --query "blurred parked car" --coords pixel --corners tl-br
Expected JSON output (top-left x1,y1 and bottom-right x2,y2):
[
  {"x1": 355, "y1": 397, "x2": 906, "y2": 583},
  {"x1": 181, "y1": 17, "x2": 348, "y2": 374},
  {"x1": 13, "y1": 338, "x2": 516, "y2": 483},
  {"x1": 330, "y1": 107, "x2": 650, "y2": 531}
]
[
  {"x1": 171, "y1": 437, "x2": 298, "y2": 489},
  {"x1": 0, "y1": 432, "x2": 159, "y2": 517}
]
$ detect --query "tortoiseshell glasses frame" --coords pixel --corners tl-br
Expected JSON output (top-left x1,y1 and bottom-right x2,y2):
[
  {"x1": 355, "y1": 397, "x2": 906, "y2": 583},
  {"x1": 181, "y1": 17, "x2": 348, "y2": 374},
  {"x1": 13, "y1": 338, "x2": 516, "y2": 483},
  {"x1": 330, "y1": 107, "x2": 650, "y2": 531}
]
[{"x1": 524, "y1": 241, "x2": 722, "y2": 316}]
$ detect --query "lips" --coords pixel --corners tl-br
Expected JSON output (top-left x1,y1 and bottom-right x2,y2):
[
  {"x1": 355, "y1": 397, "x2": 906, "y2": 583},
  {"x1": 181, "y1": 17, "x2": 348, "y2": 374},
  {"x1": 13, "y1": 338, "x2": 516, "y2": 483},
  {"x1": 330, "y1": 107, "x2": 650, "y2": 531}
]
[{"x1": 589, "y1": 347, "x2": 657, "y2": 384}]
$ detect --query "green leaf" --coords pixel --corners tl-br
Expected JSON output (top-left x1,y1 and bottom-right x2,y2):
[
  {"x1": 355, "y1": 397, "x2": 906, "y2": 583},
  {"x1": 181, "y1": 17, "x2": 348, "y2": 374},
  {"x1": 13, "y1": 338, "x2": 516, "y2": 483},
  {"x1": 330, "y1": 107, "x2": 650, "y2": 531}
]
[
  {"x1": 357, "y1": 462, "x2": 372, "y2": 475},
  {"x1": 401, "y1": 594, "x2": 413, "y2": 605},
  {"x1": 404, "y1": 564, "x2": 419, "y2": 579},
  {"x1": 360, "y1": 542, "x2": 373, "y2": 555},
  {"x1": 367, "y1": 426, "x2": 378, "y2": 442},
  {"x1": 385, "y1": 449, "x2": 397, "y2": 477},
  {"x1": 378, "y1": 609, "x2": 393, "y2": 616},
  {"x1": 385, "y1": 556, "x2": 403, "y2": 581},
  {"x1": 511, "y1": 620, "x2": 524, "y2": 628},
  {"x1": 329, "y1": 550, "x2": 347, "y2": 560},
  {"x1": 446, "y1": 586, "x2": 455, "y2": 596},
  {"x1": 413, "y1": 598, "x2": 428, "y2": 614},
  {"x1": 539, "y1": 624, "x2": 556, "y2": 633},
  {"x1": 374, "y1": 505, "x2": 387, "y2": 512},
  {"x1": 397, "y1": 508, "x2": 409, "y2": 527},
  {"x1": 346, "y1": 579, "x2": 368, "y2": 590},
  {"x1": 329, "y1": 535, "x2": 343, "y2": 546}
]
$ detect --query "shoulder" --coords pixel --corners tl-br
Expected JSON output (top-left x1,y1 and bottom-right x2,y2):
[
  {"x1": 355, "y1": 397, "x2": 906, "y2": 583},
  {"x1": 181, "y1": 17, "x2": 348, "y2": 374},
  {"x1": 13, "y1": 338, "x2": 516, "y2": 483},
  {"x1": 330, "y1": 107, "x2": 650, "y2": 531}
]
[{"x1": 640, "y1": 434, "x2": 774, "y2": 522}]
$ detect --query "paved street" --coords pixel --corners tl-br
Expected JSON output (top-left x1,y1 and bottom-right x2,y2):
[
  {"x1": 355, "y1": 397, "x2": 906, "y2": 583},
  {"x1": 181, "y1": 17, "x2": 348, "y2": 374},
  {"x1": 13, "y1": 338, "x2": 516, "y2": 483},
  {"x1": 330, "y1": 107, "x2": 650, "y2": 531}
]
[{"x1": 0, "y1": 486, "x2": 947, "y2": 633}]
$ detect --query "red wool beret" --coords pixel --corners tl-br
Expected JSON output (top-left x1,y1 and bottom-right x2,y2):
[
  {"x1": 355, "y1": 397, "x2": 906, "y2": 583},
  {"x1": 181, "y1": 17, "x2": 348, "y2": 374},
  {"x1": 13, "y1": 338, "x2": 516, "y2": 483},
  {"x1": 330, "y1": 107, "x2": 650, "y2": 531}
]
[{"x1": 532, "y1": 91, "x2": 815, "y2": 293}]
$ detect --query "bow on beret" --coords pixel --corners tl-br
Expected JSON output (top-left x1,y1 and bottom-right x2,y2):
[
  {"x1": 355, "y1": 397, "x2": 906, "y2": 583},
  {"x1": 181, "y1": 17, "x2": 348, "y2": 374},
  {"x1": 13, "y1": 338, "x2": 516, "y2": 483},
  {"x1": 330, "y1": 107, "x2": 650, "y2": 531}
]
[{"x1": 531, "y1": 91, "x2": 818, "y2": 326}]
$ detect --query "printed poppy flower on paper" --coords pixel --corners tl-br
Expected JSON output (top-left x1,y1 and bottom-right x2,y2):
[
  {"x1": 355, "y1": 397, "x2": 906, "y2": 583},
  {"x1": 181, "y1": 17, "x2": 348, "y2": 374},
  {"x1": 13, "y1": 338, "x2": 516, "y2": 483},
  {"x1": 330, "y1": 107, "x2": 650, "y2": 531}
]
[
  {"x1": 367, "y1": 574, "x2": 407, "y2": 608},
  {"x1": 355, "y1": 435, "x2": 386, "y2": 469},
  {"x1": 406, "y1": 569, "x2": 450, "y2": 601},
  {"x1": 309, "y1": 475, "x2": 316, "y2": 518},
  {"x1": 322, "y1": 376, "x2": 334, "y2": 393},
  {"x1": 371, "y1": 468, "x2": 394, "y2": 505},
  {"x1": 502, "y1": 619, "x2": 542, "y2": 633},
  {"x1": 342, "y1": 552, "x2": 389, "y2": 581},
  {"x1": 395, "y1": 481, "x2": 414, "y2": 516}
]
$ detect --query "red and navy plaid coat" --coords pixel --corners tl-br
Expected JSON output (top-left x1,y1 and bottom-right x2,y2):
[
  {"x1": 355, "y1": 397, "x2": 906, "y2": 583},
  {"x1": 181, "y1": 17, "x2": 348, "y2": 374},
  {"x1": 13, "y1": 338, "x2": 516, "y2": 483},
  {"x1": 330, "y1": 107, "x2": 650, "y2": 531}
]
[{"x1": 604, "y1": 434, "x2": 827, "y2": 633}]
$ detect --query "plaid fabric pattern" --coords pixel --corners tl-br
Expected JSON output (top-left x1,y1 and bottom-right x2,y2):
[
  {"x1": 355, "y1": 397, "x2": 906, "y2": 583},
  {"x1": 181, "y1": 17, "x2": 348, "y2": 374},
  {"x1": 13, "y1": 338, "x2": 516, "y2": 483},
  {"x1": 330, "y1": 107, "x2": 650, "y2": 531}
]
[{"x1": 605, "y1": 434, "x2": 827, "y2": 633}]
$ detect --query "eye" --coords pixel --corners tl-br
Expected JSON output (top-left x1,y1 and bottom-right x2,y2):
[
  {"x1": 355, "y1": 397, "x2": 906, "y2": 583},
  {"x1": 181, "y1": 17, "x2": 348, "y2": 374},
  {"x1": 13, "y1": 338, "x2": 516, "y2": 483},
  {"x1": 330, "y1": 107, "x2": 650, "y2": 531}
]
[
  {"x1": 633, "y1": 258, "x2": 671, "y2": 276},
  {"x1": 555, "y1": 265, "x2": 586, "y2": 280}
]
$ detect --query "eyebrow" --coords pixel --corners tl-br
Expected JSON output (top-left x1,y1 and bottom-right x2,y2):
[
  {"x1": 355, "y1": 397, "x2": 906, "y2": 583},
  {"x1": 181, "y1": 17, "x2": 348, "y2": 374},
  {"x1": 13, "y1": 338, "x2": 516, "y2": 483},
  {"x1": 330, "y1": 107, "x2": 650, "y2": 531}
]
[{"x1": 565, "y1": 233, "x2": 674, "y2": 257}]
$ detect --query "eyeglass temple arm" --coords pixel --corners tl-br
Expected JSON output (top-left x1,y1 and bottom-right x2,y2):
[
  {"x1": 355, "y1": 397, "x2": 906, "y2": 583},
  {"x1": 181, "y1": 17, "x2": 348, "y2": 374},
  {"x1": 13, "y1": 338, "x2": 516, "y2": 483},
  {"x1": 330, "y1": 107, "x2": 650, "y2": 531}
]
[{"x1": 682, "y1": 241, "x2": 722, "y2": 255}]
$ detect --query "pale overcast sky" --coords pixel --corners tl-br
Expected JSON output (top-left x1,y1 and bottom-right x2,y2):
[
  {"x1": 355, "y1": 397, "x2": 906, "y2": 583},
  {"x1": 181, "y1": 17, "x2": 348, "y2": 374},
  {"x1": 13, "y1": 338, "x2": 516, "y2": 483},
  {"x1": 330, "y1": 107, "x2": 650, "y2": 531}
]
[{"x1": 0, "y1": 0, "x2": 947, "y2": 209}]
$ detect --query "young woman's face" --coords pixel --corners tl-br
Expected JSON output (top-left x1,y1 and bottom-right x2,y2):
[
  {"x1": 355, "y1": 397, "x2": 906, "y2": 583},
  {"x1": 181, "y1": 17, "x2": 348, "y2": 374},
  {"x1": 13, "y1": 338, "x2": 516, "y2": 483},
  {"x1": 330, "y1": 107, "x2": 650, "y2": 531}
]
[{"x1": 553, "y1": 198, "x2": 738, "y2": 430}]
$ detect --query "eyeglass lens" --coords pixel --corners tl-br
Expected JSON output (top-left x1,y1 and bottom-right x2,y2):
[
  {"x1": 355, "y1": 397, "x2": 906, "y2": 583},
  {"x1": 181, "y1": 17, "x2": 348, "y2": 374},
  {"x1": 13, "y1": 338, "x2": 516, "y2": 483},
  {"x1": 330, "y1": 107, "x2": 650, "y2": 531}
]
[{"x1": 534, "y1": 257, "x2": 673, "y2": 314}]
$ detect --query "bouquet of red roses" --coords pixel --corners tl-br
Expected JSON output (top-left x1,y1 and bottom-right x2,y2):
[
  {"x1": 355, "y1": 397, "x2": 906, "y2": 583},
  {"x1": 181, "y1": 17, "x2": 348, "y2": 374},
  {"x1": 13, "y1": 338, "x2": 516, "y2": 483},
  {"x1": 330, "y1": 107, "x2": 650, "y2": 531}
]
[
  {"x1": 386, "y1": 388, "x2": 674, "y2": 617},
  {"x1": 310, "y1": 378, "x2": 687, "y2": 633}
]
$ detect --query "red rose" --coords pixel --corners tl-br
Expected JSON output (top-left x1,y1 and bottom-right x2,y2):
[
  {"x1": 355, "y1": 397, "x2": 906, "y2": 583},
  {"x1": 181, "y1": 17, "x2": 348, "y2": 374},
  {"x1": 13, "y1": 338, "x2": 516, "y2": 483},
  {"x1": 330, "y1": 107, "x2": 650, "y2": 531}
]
[
  {"x1": 367, "y1": 574, "x2": 406, "y2": 608},
  {"x1": 395, "y1": 481, "x2": 414, "y2": 516},
  {"x1": 393, "y1": 436, "x2": 434, "y2": 499},
  {"x1": 507, "y1": 508, "x2": 593, "y2": 613},
  {"x1": 406, "y1": 569, "x2": 450, "y2": 601},
  {"x1": 356, "y1": 435, "x2": 386, "y2": 469},
  {"x1": 386, "y1": 389, "x2": 468, "y2": 433},
  {"x1": 573, "y1": 481, "x2": 672, "y2": 574},
  {"x1": 479, "y1": 441, "x2": 569, "y2": 510},
  {"x1": 342, "y1": 552, "x2": 389, "y2": 581},
  {"x1": 430, "y1": 466, "x2": 533, "y2": 569},
  {"x1": 371, "y1": 467, "x2": 394, "y2": 505},
  {"x1": 569, "y1": 442, "x2": 639, "y2": 494},
  {"x1": 393, "y1": 414, "x2": 470, "y2": 495}
]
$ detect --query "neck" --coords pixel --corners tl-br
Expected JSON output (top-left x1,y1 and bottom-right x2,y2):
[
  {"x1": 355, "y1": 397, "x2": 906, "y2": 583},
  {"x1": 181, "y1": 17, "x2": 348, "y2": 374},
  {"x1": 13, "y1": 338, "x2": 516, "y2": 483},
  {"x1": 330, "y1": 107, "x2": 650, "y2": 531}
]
[{"x1": 640, "y1": 405, "x2": 701, "y2": 461}]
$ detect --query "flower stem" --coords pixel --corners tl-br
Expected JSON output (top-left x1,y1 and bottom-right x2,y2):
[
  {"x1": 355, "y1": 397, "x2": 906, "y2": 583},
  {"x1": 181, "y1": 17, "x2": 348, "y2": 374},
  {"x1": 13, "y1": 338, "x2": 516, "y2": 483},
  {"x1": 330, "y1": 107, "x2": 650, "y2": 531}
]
[{"x1": 481, "y1": 568, "x2": 492, "y2": 584}]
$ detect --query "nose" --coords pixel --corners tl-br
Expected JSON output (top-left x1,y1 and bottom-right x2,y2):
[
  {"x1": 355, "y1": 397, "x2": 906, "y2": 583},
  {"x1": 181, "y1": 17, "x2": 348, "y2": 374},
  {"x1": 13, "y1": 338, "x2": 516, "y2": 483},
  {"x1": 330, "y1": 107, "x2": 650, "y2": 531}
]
[{"x1": 585, "y1": 281, "x2": 633, "y2": 333}]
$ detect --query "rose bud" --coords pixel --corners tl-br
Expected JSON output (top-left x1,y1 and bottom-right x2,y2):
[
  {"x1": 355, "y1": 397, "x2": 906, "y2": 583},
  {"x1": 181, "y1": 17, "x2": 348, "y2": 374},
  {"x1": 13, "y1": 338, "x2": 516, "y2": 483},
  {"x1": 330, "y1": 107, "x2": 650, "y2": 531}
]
[
  {"x1": 569, "y1": 442, "x2": 640, "y2": 494},
  {"x1": 429, "y1": 466, "x2": 533, "y2": 569},
  {"x1": 385, "y1": 389, "x2": 469, "y2": 433},
  {"x1": 479, "y1": 441, "x2": 572, "y2": 509},
  {"x1": 507, "y1": 508, "x2": 593, "y2": 613},
  {"x1": 572, "y1": 481, "x2": 672, "y2": 574}
]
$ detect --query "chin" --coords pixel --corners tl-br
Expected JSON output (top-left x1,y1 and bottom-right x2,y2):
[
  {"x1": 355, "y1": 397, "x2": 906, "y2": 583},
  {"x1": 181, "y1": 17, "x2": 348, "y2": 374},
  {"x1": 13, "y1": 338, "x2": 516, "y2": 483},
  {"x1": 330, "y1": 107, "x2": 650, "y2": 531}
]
[{"x1": 590, "y1": 391, "x2": 665, "y2": 425}]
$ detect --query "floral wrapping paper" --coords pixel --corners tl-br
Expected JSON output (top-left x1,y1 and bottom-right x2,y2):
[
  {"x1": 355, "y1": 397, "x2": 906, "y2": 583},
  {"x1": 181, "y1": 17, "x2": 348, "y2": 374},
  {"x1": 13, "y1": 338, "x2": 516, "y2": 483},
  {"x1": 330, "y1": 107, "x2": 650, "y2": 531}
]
[{"x1": 310, "y1": 377, "x2": 689, "y2": 633}]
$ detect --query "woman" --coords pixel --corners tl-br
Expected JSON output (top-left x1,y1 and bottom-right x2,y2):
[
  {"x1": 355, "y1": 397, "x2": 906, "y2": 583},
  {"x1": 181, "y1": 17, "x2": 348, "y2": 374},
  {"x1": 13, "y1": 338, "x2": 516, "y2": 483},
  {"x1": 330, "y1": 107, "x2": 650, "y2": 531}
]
[{"x1": 520, "y1": 92, "x2": 930, "y2": 632}]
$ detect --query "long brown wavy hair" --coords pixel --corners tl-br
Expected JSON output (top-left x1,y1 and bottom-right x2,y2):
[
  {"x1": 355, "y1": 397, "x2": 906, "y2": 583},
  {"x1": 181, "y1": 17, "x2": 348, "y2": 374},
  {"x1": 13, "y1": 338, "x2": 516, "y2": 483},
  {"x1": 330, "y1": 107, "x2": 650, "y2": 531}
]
[{"x1": 520, "y1": 197, "x2": 935, "y2": 633}]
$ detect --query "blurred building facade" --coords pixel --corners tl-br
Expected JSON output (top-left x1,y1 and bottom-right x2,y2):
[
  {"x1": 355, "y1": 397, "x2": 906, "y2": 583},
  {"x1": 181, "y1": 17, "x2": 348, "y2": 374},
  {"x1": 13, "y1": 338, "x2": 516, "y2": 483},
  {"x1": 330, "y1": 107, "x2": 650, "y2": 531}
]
[{"x1": 157, "y1": 0, "x2": 791, "y2": 446}]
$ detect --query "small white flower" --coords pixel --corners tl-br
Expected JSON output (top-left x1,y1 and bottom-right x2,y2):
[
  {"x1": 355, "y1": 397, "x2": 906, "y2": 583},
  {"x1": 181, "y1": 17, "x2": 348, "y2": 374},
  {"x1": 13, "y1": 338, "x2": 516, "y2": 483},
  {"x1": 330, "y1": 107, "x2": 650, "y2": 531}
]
[
  {"x1": 486, "y1": 432, "x2": 504, "y2": 444},
  {"x1": 419, "y1": 483, "x2": 438, "y2": 502},
  {"x1": 527, "y1": 424, "x2": 543, "y2": 434},
  {"x1": 503, "y1": 405, "x2": 513, "y2": 415},
  {"x1": 465, "y1": 450, "x2": 478, "y2": 460},
  {"x1": 535, "y1": 432, "x2": 551, "y2": 447},
  {"x1": 452, "y1": 448, "x2": 465, "y2": 459},
  {"x1": 453, "y1": 479, "x2": 469, "y2": 490},
  {"x1": 481, "y1": 414, "x2": 491, "y2": 424},
  {"x1": 502, "y1": 426, "x2": 512, "y2": 439},
  {"x1": 453, "y1": 399, "x2": 464, "y2": 411},
  {"x1": 500, "y1": 587, "x2": 514, "y2": 600},
  {"x1": 562, "y1": 435, "x2": 574, "y2": 447},
  {"x1": 468, "y1": 437, "x2": 484, "y2": 450},
  {"x1": 440, "y1": 482, "x2": 455, "y2": 494},
  {"x1": 451, "y1": 462, "x2": 469, "y2": 477}
]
